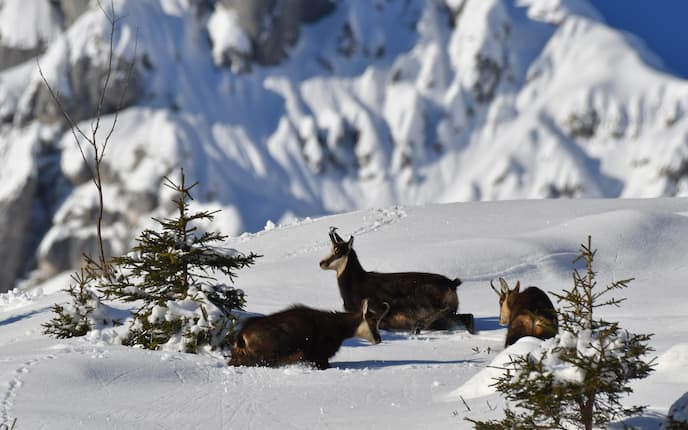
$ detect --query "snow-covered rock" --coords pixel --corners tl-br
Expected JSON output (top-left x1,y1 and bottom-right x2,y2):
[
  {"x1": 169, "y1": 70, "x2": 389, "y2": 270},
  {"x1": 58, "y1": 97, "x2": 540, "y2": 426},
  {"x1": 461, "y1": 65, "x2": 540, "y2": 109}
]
[
  {"x1": 214, "y1": 0, "x2": 337, "y2": 67},
  {"x1": 0, "y1": 127, "x2": 40, "y2": 292},
  {"x1": 14, "y1": 2, "x2": 142, "y2": 126},
  {"x1": 0, "y1": 0, "x2": 62, "y2": 71}
]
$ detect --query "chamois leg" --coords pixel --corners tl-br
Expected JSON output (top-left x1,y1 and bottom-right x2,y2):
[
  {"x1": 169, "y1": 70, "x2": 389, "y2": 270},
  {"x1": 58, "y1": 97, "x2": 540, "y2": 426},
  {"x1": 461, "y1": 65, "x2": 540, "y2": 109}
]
[
  {"x1": 273, "y1": 351, "x2": 306, "y2": 367},
  {"x1": 383, "y1": 312, "x2": 417, "y2": 331},
  {"x1": 414, "y1": 307, "x2": 452, "y2": 334},
  {"x1": 425, "y1": 313, "x2": 475, "y2": 333},
  {"x1": 313, "y1": 357, "x2": 330, "y2": 370},
  {"x1": 456, "y1": 313, "x2": 475, "y2": 334}
]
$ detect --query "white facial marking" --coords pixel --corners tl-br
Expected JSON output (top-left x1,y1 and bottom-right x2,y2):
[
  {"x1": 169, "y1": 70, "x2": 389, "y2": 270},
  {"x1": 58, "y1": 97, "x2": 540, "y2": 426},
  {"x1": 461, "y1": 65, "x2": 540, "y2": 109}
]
[
  {"x1": 499, "y1": 300, "x2": 510, "y2": 325},
  {"x1": 330, "y1": 255, "x2": 348, "y2": 277},
  {"x1": 355, "y1": 320, "x2": 377, "y2": 344}
]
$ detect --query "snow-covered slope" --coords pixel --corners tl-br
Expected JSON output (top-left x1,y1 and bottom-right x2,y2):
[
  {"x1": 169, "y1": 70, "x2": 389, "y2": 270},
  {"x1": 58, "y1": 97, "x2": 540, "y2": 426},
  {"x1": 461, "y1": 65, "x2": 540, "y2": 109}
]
[
  {"x1": 1, "y1": 197, "x2": 687, "y2": 428},
  {"x1": 2, "y1": 0, "x2": 688, "y2": 292}
]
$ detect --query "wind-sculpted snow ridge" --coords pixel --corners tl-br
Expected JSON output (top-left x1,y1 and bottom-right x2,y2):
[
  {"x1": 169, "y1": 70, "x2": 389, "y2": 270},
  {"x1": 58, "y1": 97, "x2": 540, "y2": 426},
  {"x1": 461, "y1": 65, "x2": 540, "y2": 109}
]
[{"x1": 2, "y1": 0, "x2": 688, "y2": 293}]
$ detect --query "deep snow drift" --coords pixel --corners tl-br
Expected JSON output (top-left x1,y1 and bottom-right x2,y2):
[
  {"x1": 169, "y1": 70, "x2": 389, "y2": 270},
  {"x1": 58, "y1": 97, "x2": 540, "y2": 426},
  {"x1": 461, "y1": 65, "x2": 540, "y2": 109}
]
[{"x1": 1, "y1": 197, "x2": 687, "y2": 429}]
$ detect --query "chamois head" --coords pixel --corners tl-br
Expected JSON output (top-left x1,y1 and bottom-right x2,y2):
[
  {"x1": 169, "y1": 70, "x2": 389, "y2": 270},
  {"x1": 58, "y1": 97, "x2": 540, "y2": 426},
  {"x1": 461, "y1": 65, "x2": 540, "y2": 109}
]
[
  {"x1": 357, "y1": 298, "x2": 386, "y2": 344},
  {"x1": 319, "y1": 227, "x2": 354, "y2": 276},
  {"x1": 491, "y1": 277, "x2": 520, "y2": 325}
]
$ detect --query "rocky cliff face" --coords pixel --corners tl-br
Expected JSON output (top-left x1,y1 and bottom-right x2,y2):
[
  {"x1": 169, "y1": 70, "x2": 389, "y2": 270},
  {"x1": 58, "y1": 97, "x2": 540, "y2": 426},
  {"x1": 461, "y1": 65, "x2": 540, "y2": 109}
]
[
  {"x1": 218, "y1": 0, "x2": 336, "y2": 68},
  {"x1": 0, "y1": 129, "x2": 40, "y2": 293},
  {"x1": 0, "y1": 0, "x2": 91, "y2": 72},
  {"x1": 1, "y1": 0, "x2": 688, "y2": 292}
]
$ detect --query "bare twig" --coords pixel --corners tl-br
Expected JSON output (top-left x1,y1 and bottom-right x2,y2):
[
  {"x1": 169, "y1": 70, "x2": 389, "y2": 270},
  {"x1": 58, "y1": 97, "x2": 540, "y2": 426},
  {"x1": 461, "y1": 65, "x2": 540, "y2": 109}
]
[
  {"x1": 459, "y1": 396, "x2": 471, "y2": 412},
  {"x1": 35, "y1": 63, "x2": 95, "y2": 181},
  {"x1": 103, "y1": 28, "x2": 139, "y2": 156},
  {"x1": 36, "y1": 0, "x2": 137, "y2": 278}
]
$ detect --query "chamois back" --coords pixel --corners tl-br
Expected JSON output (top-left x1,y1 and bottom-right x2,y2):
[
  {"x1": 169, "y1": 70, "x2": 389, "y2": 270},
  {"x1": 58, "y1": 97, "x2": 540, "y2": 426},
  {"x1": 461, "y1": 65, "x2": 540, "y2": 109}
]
[
  {"x1": 228, "y1": 299, "x2": 385, "y2": 369},
  {"x1": 320, "y1": 227, "x2": 473, "y2": 333}
]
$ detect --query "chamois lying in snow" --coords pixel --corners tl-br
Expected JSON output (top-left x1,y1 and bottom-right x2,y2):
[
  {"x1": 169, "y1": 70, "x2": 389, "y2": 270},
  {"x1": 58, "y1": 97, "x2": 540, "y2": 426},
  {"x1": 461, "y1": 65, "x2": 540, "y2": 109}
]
[
  {"x1": 228, "y1": 299, "x2": 387, "y2": 369},
  {"x1": 491, "y1": 277, "x2": 558, "y2": 347},
  {"x1": 320, "y1": 227, "x2": 474, "y2": 333}
]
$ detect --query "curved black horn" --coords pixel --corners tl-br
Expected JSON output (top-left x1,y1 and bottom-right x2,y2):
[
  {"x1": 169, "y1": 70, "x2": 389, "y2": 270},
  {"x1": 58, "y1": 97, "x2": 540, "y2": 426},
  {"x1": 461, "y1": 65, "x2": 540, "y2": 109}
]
[
  {"x1": 328, "y1": 226, "x2": 345, "y2": 243},
  {"x1": 376, "y1": 302, "x2": 391, "y2": 332},
  {"x1": 490, "y1": 279, "x2": 500, "y2": 295},
  {"x1": 328, "y1": 226, "x2": 339, "y2": 243}
]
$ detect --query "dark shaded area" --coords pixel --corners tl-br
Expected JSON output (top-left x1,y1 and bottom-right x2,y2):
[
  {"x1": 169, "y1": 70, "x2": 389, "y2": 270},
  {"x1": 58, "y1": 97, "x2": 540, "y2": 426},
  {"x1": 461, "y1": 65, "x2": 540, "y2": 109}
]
[
  {"x1": 220, "y1": 0, "x2": 337, "y2": 66},
  {"x1": 473, "y1": 316, "x2": 502, "y2": 332},
  {"x1": 332, "y1": 358, "x2": 479, "y2": 370},
  {"x1": 0, "y1": 307, "x2": 52, "y2": 327}
]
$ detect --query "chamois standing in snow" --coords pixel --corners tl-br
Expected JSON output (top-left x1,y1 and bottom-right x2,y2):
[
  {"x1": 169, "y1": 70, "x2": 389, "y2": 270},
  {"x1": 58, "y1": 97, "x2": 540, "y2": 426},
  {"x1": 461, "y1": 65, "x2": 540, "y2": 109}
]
[
  {"x1": 228, "y1": 299, "x2": 387, "y2": 370},
  {"x1": 320, "y1": 227, "x2": 474, "y2": 333},
  {"x1": 491, "y1": 277, "x2": 558, "y2": 347}
]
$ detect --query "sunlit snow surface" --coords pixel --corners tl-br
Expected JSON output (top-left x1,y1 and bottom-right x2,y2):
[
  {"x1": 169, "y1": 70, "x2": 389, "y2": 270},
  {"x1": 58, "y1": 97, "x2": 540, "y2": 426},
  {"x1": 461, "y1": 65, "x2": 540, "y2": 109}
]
[{"x1": 1, "y1": 198, "x2": 687, "y2": 429}]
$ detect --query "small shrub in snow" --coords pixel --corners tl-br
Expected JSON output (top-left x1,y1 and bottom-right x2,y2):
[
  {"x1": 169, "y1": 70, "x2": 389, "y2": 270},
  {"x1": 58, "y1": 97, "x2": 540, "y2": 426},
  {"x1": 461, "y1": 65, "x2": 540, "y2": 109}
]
[
  {"x1": 101, "y1": 171, "x2": 259, "y2": 353},
  {"x1": 468, "y1": 236, "x2": 655, "y2": 430},
  {"x1": 42, "y1": 262, "x2": 118, "y2": 338}
]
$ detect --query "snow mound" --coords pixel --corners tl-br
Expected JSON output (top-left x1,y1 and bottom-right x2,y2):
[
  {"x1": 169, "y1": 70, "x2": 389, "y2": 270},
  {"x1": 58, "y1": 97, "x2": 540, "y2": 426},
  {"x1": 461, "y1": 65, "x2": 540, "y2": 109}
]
[
  {"x1": 664, "y1": 392, "x2": 688, "y2": 428},
  {"x1": 656, "y1": 343, "x2": 688, "y2": 375},
  {"x1": 443, "y1": 336, "x2": 543, "y2": 401}
]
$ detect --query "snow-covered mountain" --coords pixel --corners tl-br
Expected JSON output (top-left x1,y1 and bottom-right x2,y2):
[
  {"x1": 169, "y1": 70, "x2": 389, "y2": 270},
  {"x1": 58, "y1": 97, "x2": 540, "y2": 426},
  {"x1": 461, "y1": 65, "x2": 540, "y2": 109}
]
[{"x1": 2, "y1": 0, "x2": 688, "y2": 292}]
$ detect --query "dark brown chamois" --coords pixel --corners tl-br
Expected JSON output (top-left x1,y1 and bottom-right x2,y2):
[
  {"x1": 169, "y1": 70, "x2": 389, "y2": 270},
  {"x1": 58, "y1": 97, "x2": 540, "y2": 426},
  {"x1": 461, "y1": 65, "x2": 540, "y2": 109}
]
[
  {"x1": 491, "y1": 277, "x2": 558, "y2": 347},
  {"x1": 228, "y1": 299, "x2": 387, "y2": 370},
  {"x1": 319, "y1": 227, "x2": 474, "y2": 333}
]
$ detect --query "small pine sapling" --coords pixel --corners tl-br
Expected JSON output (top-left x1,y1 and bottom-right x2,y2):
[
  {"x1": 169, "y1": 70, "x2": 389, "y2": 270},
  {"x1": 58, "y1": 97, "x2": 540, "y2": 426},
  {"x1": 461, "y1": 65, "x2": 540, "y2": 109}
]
[
  {"x1": 42, "y1": 260, "x2": 118, "y2": 338},
  {"x1": 467, "y1": 236, "x2": 655, "y2": 430},
  {"x1": 101, "y1": 170, "x2": 259, "y2": 353}
]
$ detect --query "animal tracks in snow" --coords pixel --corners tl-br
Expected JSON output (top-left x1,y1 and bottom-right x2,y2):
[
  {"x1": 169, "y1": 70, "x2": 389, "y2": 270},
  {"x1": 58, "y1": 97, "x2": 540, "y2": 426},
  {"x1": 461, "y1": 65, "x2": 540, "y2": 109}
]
[
  {"x1": 0, "y1": 357, "x2": 45, "y2": 424},
  {"x1": 462, "y1": 250, "x2": 579, "y2": 284},
  {"x1": 0, "y1": 346, "x2": 101, "y2": 425},
  {"x1": 280, "y1": 206, "x2": 408, "y2": 259},
  {"x1": 353, "y1": 206, "x2": 408, "y2": 236}
]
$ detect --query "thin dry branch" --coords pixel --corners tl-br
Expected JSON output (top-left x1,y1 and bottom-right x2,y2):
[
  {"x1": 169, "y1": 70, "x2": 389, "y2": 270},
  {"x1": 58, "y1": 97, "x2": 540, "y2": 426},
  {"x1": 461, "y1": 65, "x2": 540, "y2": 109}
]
[
  {"x1": 103, "y1": 29, "x2": 138, "y2": 158},
  {"x1": 36, "y1": 0, "x2": 138, "y2": 278},
  {"x1": 92, "y1": 0, "x2": 121, "y2": 154},
  {"x1": 35, "y1": 62, "x2": 96, "y2": 183}
]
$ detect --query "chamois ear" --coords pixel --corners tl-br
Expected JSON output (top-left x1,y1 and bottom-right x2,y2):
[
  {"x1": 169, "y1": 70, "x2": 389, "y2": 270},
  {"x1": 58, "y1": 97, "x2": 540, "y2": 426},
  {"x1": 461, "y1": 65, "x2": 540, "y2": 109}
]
[
  {"x1": 513, "y1": 281, "x2": 520, "y2": 293},
  {"x1": 347, "y1": 235, "x2": 354, "y2": 248},
  {"x1": 361, "y1": 298, "x2": 369, "y2": 318}
]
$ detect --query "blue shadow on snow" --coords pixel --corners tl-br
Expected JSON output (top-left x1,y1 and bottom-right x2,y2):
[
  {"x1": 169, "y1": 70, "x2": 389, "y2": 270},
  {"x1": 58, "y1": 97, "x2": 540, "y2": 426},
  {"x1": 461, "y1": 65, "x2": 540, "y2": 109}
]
[
  {"x1": 474, "y1": 317, "x2": 502, "y2": 332},
  {"x1": 0, "y1": 307, "x2": 52, "y2": 328},
  {"x1": 608, "y1": 411, "x2": 667, "y2": 429},
  {"x1": 332, "y1": 359, "x2": 481, "y2": 370}
]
